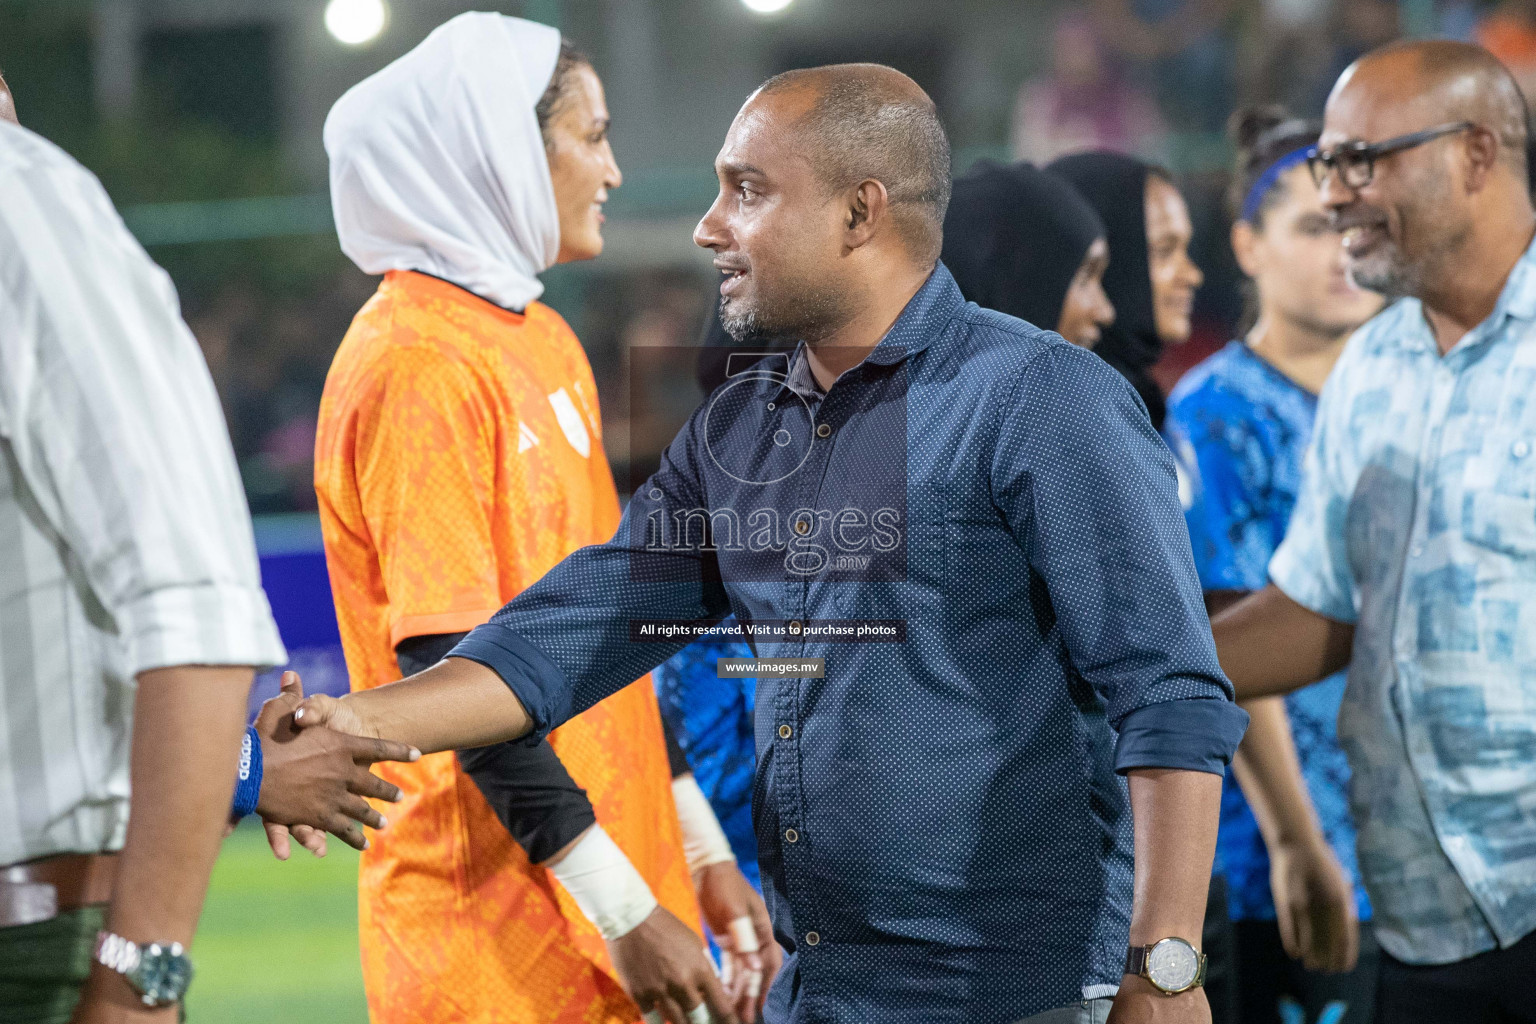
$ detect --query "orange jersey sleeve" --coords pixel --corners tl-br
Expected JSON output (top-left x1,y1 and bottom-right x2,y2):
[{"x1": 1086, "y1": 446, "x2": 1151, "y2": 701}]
[{"x1": 351, "y1": 347, "x2": 504, "y2": 647}]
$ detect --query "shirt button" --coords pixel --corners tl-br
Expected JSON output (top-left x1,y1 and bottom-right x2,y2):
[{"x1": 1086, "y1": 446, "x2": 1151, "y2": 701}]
[
  {"x1": 816, "y1": 423, "x2": 831, "y2": 438},
  {"x1": 787, "y1": 620, "x2": 802, "y2": 634},
  {"x1": 1514, "y1": 440, "x2": 1531, "y2": 459},
  {"x1": 785, "y1": 828, "x2": 799, "y2": 843},
  {"x1": 804, "y1": 931, "x2": 820, "y2": 946},
  {"x1": 794, "y1": 519, "x2": 810, "y2": 535},
  {"x1": 1411, "y1": 543, "x2": 1426, "y2": 558},
  {"x1": 778, "y1": 724, "x2": 793, "y2": 739}
]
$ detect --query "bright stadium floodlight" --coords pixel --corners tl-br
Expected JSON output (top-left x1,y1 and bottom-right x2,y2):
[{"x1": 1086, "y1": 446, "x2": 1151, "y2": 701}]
[
  {"x1": 326, "y1": 0, "x2": 389, "y2": 46},
  {"x1": 741, "y1": 0, "x2": 795, "y2": 14}
]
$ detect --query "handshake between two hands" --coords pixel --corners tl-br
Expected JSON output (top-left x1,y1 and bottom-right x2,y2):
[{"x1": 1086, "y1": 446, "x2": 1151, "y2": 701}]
[
  {"x1": 248, "y1": 672, "x2": 779, "y2": 1024},
  {"x1": 246, "y1": 671, "x2": 413, "y2": 860}
]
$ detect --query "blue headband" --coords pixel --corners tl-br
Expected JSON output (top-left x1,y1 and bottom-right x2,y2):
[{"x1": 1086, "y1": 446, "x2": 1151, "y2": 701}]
[{"x1": 1240, "y1": 146, "x2": 1311, "y2": 224}]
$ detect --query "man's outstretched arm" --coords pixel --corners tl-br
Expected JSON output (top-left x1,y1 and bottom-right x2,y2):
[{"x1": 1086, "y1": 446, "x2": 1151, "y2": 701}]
[
  {"x1": 296, "y1": 409, "x2": 731, "y2": 752},
  {"x1": 298, "y1": 653, "x2": 532, "y2": 752},
  {"x1": 1210, "y1": 585, "x2": 1354, "y2": 700}
]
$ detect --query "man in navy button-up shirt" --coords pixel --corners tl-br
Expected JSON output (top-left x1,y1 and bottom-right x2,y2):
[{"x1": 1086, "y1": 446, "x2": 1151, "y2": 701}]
[{"x1": 295, "y1": 65, "x2": 1247, "y2": 1024}]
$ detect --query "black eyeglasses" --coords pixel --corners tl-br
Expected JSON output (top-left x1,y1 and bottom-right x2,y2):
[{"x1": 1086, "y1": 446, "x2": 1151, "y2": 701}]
[{"x1": 1306, "y1": 121, "x2": 1476, "y2": 190}]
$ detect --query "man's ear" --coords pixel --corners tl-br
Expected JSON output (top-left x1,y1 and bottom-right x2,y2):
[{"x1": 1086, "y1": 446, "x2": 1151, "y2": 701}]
[
  {"x1": 0, "y1": 73, "x2": 17, "y2": 126},
  {"x1": 845, "y1": 178, "x2": 890, "y2": 250},
  {"x1": 1230, "y1": 219, "x2": 1262, "y2": 279},
  {"x1": 1463, "y1": 125, "x2": 1500, "y2": 193}
]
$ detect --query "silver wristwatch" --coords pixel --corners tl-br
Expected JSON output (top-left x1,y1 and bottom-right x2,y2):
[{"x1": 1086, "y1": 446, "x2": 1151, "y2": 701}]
[
  {"x1": 94, "y1": 931, "x2": 194, "y2": 1007},
  {"x1": 1125, "y1": 936, "x2": 1207, "y2": 995}
]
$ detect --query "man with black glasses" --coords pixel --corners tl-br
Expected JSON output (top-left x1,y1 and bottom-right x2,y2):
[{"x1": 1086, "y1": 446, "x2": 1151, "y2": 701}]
[{"x1": 1211, "y1": 40, "x2": 1536, "y2": 1024}]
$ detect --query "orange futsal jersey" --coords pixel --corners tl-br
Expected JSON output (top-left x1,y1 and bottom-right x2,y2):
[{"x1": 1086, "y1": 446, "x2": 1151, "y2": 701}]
[{"x1": 315, "y1": 270, "x2": 700, "y2": 1023}]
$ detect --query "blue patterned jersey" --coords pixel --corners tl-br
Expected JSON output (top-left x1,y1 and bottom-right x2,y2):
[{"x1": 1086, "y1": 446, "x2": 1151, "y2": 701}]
[
  {"x1": 1166, "y1": 341, "x2": 1371, "y2": 923},
  {"x1": 653, "y1": 626, "x2": 761, "y2": 890},
  {"x1": 1270, "y1": 239, "x2": 1536, "y2": 965}
]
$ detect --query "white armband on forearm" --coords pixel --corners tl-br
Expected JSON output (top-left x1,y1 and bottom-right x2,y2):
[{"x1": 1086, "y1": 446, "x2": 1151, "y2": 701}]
[
  {"x1": 672, "y1": 774, "x2": 737, "y2": 874},
  {"x1": 545, "y1": 825, "x2": 658, "y2": 940}
]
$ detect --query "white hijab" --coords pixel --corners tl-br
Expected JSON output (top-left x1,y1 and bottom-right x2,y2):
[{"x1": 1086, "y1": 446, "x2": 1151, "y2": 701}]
[{"x1": 324, "y1": 13, "x2": 561, "y2": 311}]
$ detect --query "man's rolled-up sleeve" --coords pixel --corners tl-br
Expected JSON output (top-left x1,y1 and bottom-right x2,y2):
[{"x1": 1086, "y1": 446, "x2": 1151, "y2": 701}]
[
  {"x1": 451, "y1": 408, "x2": 731, "y2": 739},
  {"x1": 991, "y1": 343, "x2": 1248, "y2": 775},
  {"x1": 1113, "y1": 700, "x2": 1251, "y2": 775},
  {"x1": 449, "y1": 627, "x2": 573, "y2": 736}
]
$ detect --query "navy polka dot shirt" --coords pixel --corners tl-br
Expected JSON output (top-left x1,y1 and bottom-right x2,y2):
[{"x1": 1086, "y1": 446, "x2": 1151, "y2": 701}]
[{"x1": 455, "y1": 265, "x2": 1248, "y2": 1023}]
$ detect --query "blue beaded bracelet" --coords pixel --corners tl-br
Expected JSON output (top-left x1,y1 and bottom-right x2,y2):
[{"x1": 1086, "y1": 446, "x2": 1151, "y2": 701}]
[{"x1": 231, "y1": 725, "x2": 263, "y2": 819}]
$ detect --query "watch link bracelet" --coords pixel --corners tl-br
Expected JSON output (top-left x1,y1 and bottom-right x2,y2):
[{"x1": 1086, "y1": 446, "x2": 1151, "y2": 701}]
[
  {"x1": 95, "y1": 931, "x2": 194, "y2": 1007},
  {"x1": 1125, "y1": 936, "x2": 1207, "y2": 995}
]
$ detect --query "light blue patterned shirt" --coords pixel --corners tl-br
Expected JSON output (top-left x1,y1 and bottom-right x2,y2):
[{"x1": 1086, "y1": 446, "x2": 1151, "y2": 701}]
[{"x1": 1270, "y1": 238, "x2": 1536, "y2": 966}]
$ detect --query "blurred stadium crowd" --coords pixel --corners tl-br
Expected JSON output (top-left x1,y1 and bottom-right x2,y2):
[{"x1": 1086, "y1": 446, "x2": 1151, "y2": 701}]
[{"x1": 9, "y1": 0, "x2": 1535, "y2": 515}]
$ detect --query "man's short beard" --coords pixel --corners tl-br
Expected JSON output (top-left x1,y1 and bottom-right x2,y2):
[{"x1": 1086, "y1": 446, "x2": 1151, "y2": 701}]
[
  {"x1": 1350, "y1": 180, "x2": 1467, "y2": 302},
  {"x1": 719, "y1": 282, "x2": 847, "y2": 346},
  {"x1": 1349, "y1": 248, "x2": 1416, "y2": 300},
  {"x1": 719, "y1": 301, "x2": 779, "y2": 345}
]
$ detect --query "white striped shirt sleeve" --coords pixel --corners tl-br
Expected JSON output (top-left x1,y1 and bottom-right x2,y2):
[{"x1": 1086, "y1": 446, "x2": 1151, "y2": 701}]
[{"x1": 0, "y1": 126, "x2": 286, "y2": 676}]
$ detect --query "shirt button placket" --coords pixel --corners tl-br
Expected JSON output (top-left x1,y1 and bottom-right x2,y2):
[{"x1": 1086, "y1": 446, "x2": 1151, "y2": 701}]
[{"x1": 781, "y1": 382, "x2": 841, "y2": 965}]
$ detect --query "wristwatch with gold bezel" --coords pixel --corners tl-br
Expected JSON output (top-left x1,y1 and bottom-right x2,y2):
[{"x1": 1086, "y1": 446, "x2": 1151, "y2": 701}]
[{"x1": 1125, "y1": 936, "x2": 1207, "y2": 995}]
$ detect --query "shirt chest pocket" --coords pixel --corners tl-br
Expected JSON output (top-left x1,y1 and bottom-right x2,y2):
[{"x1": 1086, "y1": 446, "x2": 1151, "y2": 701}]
[{"x1": 1462, "y1": 431, "x2": 1536, "y2": 556}]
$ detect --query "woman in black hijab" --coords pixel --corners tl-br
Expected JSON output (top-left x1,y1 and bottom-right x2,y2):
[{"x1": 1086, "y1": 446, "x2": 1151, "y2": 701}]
[
  {"x1": 1048, "y1": 151, "x2": 1204, "y2": 431},
  {"x1": 941, "y1": 160, "x2": 1115, "y2": 348}
]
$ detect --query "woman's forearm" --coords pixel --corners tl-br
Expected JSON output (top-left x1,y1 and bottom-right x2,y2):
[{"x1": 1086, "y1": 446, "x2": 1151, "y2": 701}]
[{"x1": 1231, "y1": 696, "x2": 1326, "y2": 849}]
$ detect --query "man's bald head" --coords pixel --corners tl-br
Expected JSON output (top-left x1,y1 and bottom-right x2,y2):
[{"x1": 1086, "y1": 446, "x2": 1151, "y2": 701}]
[
  {"x1": 754, "y1": 63, "x2": 951, "y2": 264},
  {"x1": 1337, "y1": 39, "x2": 1529, "y2": 177}
]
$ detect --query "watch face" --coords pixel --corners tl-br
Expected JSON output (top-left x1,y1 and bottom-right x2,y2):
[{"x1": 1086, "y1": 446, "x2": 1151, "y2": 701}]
[
  {"x1": 129, "y1": 943, "x2": 194, "y2": 1005},
  {"x1": 1146, "y1": 938, "x2": 1200, "y2": 992}
]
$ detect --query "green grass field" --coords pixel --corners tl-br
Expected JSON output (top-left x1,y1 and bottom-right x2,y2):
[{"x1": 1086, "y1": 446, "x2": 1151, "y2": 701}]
[{"x1": 187, "y1": 822, "x2": 369, "y2": 1023}]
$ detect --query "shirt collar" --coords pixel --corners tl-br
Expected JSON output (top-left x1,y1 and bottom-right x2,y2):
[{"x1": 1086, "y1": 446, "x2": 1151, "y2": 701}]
[
  {"x1": 1494, "y1": 232, "x2": 1536, "y2": 323},
  {"x1": 771, "y1": 263, "x2": 965, "y2": 399},
  {"x1": 1413, "y1": 232, "x2": 1536, "y2": 359}
]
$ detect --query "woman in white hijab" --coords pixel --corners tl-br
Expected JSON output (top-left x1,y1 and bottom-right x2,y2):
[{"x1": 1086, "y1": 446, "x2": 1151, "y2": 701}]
[{"x1": 301, "y1": 13, "x2": 777, "y2": 1024}]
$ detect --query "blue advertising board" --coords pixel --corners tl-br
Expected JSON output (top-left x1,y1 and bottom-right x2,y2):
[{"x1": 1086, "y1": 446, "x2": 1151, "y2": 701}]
[{"x1": 250, "y1": 514, "x2": 351, "y2": 718}]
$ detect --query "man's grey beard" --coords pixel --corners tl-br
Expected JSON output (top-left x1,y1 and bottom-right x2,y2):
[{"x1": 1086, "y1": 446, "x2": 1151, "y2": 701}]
[
  {"x1": 1345, "y1": 184, "x2": 1464, "y2": 302},
  {"x1": 718, "y1": 285, "x2": 848, "y2": 346},
  {"x1": 1348, "y1": 251, "x2": 1415, "y2": 301},
  {"x1": 720, "y1": 301, "x2": 787, "y2": 346}
]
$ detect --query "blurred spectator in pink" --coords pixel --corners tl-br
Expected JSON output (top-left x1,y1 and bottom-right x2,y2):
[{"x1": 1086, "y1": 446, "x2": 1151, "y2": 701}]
[{"x1": 1011, "y1": 12, "x2": 1168, "y2": 165}]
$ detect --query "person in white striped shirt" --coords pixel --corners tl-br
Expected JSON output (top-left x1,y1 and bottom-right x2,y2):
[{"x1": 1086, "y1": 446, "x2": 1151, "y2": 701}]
[{"x1": 0, "y1": 83, "x2": 417, "y2": 1023}]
